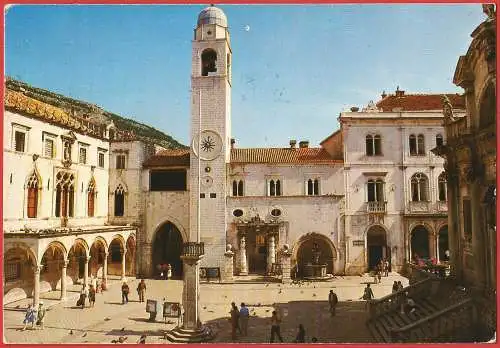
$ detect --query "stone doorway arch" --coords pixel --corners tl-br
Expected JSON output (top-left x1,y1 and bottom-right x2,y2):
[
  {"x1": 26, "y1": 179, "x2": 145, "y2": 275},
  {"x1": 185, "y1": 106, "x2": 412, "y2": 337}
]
[
  {"x1": 152, "y1": 222, "x2": 184, "y2": 279},
  {"x1": 366, "y1": 225, "x2": 387, "y2": 271},
  {"x1": 410, "y1": 225, "x2": 430, "y2": 260},
  {"x1": 294, "y1": 233, "x2": 336, "y2": 278}
]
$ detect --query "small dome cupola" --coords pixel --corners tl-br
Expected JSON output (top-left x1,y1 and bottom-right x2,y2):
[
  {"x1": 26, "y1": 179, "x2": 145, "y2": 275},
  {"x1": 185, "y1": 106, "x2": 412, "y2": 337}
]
[{"x1": 197, "y1": 5, "x2": 228, "y2": 28}]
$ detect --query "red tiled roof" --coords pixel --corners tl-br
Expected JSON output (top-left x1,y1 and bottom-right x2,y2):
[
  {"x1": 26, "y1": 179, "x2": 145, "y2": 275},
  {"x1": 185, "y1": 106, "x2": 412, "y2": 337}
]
[
  {"x1": 376, "y1": 93, "x2": 465, "y2": 112},
  {"x1": 143, "y1": 148, "x2": 190, "y2": 167},
  {"x1": 230, "y1": 148, "x2": 340, "y2": 164}
]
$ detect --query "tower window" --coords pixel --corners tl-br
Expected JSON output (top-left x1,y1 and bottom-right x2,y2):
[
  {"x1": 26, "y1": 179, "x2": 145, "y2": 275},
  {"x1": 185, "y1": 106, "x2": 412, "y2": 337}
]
[
  {"x1": 114, "y1": 184, "x2": 125, "y2": 217},
  {"x1": 116, "y1": 154, "x2": 126, "y2": 169},
  {"x1": 201, "y1": 49, "x2": 217, "y2": 76},
  {"x1": 232, "y1": 180, "x2": 244, "y2": 196}
]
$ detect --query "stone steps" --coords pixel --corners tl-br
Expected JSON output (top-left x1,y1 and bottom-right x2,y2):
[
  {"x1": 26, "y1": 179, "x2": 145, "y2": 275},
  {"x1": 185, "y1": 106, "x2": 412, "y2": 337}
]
[{"x1": 164, "y1": 326, "x2": 217, "y2": 343}]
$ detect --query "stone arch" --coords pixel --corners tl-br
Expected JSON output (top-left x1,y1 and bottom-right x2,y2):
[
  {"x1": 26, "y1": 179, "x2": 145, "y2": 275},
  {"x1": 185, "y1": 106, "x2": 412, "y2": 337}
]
[
  {"x1": 4, "y1": 245, "x2": 38, "y2": 303},
  {"x1": 292, "y1": 232, "x2": 337, "y2": 277},
  {"x1": 151, "y1": 217, "x2": 188, "y2": 244},
  {"x1": 89, "y1": 237, "x2": 108, "y2": 278},
  {"x1": 67, "y1": 239, "x2": 88, "y2": 282},
  {"x1": 410, "y1": 224, "x2": 431, "y2": 260},
  {"x1": 364, "y1": 224, "x2": 388, "y2": 271},
  {"x1": 40, "y1": 241, "x2": 67, "y2": 291},
  {"x1": 152, "y1": 221, "x2": 185, "y2": 279},
  {"x1": 107, "y1": 235, "x2": 126, "y2": 276},
  {"x1": 201, "y1": 48, "x2": 217, "y2": 76},
  {"x1": 477, "y1": 78, "x2": 496, "y2": 128}
]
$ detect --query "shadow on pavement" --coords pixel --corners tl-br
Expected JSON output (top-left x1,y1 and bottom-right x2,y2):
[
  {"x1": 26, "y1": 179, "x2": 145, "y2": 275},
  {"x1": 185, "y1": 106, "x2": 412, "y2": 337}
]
[{"x1": 202, "y1": 300, "x2": 373, "y2": 343}]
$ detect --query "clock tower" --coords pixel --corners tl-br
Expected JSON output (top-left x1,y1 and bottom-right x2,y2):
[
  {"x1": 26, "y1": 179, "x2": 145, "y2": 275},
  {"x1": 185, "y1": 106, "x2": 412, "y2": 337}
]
[{"x1": 190, "y1": 5, "x2": 232, "y2": 269}]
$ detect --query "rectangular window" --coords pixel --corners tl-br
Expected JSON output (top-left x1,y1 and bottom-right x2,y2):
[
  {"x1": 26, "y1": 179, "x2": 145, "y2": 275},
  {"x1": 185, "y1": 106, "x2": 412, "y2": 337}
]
[
  {"x1": 210, "y1": 193, "x2": 216, "y2": 198},
  {"x1": 366, "y1": 137, "x2": 374, "y2": 156},
  {"x1": 14, "y1": 131, "x2": 26, "y2": 152},
  {"x1": 79, "y1": 147, "x2": 87, "y2": 164},
  {"x1": 5, "y1": 260, "x2": 21, "y2": 282},
  {"x1": 98, "y1": 152, "x2": 105, "y2": 168},
  {"x1": 116, "y1": 154, "x2": 126, "y2": 169},
  {"x1": 150, "y1": 170, "x2": 187, "y2": 191},
  {"x1": 44, "y1": 138, "x2": 55, "y2": 158},
  {"x1": 200, "y1": 193, "x2": 206, "y2": 198}
]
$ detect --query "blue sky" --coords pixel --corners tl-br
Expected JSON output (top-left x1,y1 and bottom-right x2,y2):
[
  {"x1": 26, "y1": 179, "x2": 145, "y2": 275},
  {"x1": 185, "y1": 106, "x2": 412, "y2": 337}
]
[{"x1": 5, "y1": 4, "x2": 485, "y2": 148}]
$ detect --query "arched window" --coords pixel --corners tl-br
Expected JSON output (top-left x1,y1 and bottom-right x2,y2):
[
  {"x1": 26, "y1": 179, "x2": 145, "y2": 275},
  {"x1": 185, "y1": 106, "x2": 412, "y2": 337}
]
[
  {"x1": 201, "y1": 49, "x2": 217, "y2": 76},
  {"x1": 232, "y1": 180, "x2": 244, "y2": 196},
  {"x1": 114, "y1": 184, "x2": 125, "y2": 217},
  {"x1": 479, "y1": 83, "x2": 496, "y2": 128},
  {"x1": 26, "y1": 171, "x2": 39, "y2": 218},
  {"x1": 366, "y1": 134, "x2": 382, "y2": 156},
  {"x1": 54, "y1": 171, "x2": 75, "y2": 217},
  {"x1": 367, "y1": 179, "x2": 384, "y2": 202},
  {"x1": 438, "y1": 172, "x2": 447, "y2": 201},
  {"x1": 87, "y1": 178, "x2": 96, "y2": 217},
  {"x1": 417, "y1": 134, "x2": 425, "y2": 155},
  {"x1": 269, "y1": 179, "x2": 282, "y2": 197},
  {"x1": 411, "y1": 173, "x2": 428, "y2": 202},
  {"x1": 435, "y1": 134, "x2": 444, "y2": 147},
  {"x1": 307, "y1": 179, "x2": 320, "y2": 195}
]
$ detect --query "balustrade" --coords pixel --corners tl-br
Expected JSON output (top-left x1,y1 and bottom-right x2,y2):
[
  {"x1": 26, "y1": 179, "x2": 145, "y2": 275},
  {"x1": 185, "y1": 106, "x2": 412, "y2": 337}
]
[
  {"x1": 182, "y1": 242, "x2": 205, "y2": 257},
  {"x1": 367, "y1": 201, "x2": 387, "y2": 213},
  {"x1": 369, "y1": 278, "x2": 432, "y2": 319},
  {"x1": 389, "y1": 299, "x2": 475, "y2": 343}
]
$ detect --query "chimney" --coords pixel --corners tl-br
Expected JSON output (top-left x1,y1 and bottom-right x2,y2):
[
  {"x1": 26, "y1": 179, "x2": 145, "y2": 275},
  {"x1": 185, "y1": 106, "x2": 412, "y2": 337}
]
[
  {"x1": 289, "y1": 139, "x2": 297, "y2": 149},
  {"x1": 395, "y1": 86, "x2": 405, "y2": 97},
  {"x1": 381, "y1": 90, "x2": 387, "y2": 99},
  {"x1": 299, "y1": 140, "x2": 309, "y2": 148},
  {"x1": 230, "y1": 138, "x2": 235, "y2": 149}
]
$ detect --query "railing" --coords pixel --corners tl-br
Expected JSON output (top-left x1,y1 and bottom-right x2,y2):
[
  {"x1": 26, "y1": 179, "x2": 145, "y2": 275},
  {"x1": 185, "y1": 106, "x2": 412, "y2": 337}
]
[
  {"x1": 182, "y1": 242, "x2": 205, "y2": 257},
  {"x1": 367, "y1": 201, "x2": 387, "y2": 213},
  {"x1": 408, "y1": 201, "x2": 432, "y2": 213},
  {"x1": 368, "y1": 278, "x2": 432, "y2": 319},
  {"x1": 389, "y1": 299, "x2": 476, "y2": 343}
]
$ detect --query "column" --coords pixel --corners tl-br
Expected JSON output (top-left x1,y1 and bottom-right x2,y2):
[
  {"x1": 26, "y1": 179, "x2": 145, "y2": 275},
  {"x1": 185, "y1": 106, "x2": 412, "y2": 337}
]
[
  {"x1": 121, "y1": 248, "x2": 127, "y2": 281},
  {"x1": 429, "y1": 232, "x2": 437, "y2": 261},
  {"x1": 60, "y1": 260, "x2": 68, "y2": 300},
  {"x1": 223, "y1": 245, "x2": 234, "y2": 282},
  {"x1": 267, "y1": 235, "x2": 276, "y2": 274},
  {"x1": 33, "y1": 265, "x2": 42, "y2": 307},
  {"x1": 239, "y1": 235, "x2": 248, "y2": 275},
  {"x1": 102, "y1": 252, "x2": 108, "y2": 289},
  {"x1": 83, "y1": 256, "x2": 90, "y2": 286},
  {"x1": 182, "y1": 256, "x2": 201, "y2": 329},
  {"x1": 280, "y1": 248, "x2": 292, "y2": 284}
]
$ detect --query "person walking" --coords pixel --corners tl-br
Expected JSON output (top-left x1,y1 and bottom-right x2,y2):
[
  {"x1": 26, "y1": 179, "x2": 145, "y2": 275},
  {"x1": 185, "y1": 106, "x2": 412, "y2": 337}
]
[
  {"x1": 328, "y1": 290, "x2": 338, "y2": 316},
  {"x1": 121, "y1": 282, "x2": 130, "y2": 304},
  {"x1": 21, "y1": 304, "x2": 36, "y2": 331},
  {"x1": 88, "y1": 284, "x2": 96, "y2": 307},
  {"x1": 79, "y1": 284, "x2": 88, "y2": 309},
  {"x1": 162, "y1": 298, "x2": 168, "y2": 323},
  {"x1": 397, "y1": 281, "x2": 404, "y2": 292},
  {"x1": 384, "y1": 259, "x2": 390, "y2": 277},
  {"x1": 362, "y1": 283, "x2": 374, "y2": 310},
  {"x1": 269, "y1": 310, "x2": 284, "y2": 343},
  {"x1": 295, "y1": 324, "x2": 306, "y2": 343},
  {"x1": 36, "y1": 302, "x2": 46, "y2": 330},
  {"x1": 137, "y1": 279, "x2": 147, "y2": 303},
  {"x1": 230, "y1": 302, "x2": 240, "y2": 340},
  {"x1": 167, "y1": 264, "x2": 173, "y2": 280},
  {"x1": 239, "y1": 302, "x2": 250, "y2": 336}
]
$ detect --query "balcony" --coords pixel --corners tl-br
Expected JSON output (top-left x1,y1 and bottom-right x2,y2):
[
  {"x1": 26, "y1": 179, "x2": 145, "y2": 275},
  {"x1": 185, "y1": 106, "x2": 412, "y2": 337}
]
[
  {"x1": 182, "y1": 242, "x2": 205, "y2": 257},
  {"x1": 367, "y1": 201, "x2": 387, "y2": 213},
  {"x1": 408, "y1": 201, "x2": 432, "y2": 213}
]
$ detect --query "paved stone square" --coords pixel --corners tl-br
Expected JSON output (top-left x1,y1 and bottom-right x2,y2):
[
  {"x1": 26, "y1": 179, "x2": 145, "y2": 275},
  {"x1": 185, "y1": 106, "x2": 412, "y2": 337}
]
[{"x1": 3, "y1": 273, "x2": 408, "y2": 344}]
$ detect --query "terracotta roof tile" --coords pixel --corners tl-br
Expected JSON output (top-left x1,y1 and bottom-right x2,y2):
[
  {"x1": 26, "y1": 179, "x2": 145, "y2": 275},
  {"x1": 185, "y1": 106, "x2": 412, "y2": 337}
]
[
  {"x1": 143, "y1": 148, "x2": 190, "y2": 167},
  {"x1": 376, "y1": 93, "x2": 465, "y2": 112},
  {"x1": 230, "y1": 148, "x2": 340, "y2": 164}
]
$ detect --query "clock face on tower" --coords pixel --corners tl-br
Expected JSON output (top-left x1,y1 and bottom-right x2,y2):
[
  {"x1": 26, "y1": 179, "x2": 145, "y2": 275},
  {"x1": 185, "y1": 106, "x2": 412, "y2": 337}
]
[{"x1": 192, "y1": 130, "x2": 223, "y2": 161}]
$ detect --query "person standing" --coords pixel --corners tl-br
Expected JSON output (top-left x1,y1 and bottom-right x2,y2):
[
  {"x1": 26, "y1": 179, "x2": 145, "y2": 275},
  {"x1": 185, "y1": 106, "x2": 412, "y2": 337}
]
[
  {"x1": 137, "y1": 279, "x2": 147, "y2": 303},
  {"x1": 121, "y1": 282, "x2": 130, "y2": 304},
  {"x1": 362, "y1": 283, "x2": 374, "y2": 310},
  {"x1": 80, "y1": 284, "x2": 88, "y2": 309},
  {"x1": 295, "y1": 324, "x2": 306, "y2": 343},
  {"x1": 88, "y1": 284, "x2": 96, "y2": 307},
  {"x1": 36, "y1": 302, "x2": 46, "y2": 330},
  {"x1": 392, "y1": 281, "x2": 399, "y2": 293},
  {"x1": 270, "y1": 310, "x2": 284, "y2": 343},
  {"x1": 328, "y1": 290, "x2": 338, "y2": 316},
  {"x1": 239, "y1": 302, "x2": 250, "y2": 336},
  {"x1": 230, "y1": 302, "x2": 240, "y2": 340},
  {"x1": 384, "y1": 259, "x2": 390, "y2": 277},
  {"x1": 397, "y1": 281, "x2": 404, "y2": 292},
  {"x1": 21, "y1": 304, "x2": 36, "y2": 331},
  {"x1": 167, "y1": 264, "x2": 173, "y2": 280}
]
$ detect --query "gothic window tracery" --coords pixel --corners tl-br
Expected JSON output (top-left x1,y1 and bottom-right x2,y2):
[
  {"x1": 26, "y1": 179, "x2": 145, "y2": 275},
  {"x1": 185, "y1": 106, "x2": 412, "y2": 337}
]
[
  {"x1": 114, "y1": 184, "x2": 126, "y2": 217},
  {"x1": 88, "y1": 178, "x2": 96, "y2": 217},
  {"x1": 26, "y1": 171, "x2": 40, "y2": 218},
  {"x1": 411, "y1": 173, "x2": 429, "y2": 202},
  {"x1": 55, "y1": 171, "x2": 75, "y2": 217}
]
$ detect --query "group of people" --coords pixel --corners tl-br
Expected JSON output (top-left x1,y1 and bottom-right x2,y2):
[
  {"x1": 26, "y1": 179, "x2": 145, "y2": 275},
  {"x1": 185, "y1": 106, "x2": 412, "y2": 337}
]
[
  {"x1": 372, "y1": 258, "x2": 390, "y2": 283},
  {"x1": 229, "y1": 302, "x2": 320, "y2": 343},
  {"x1": 392, "y1": 281, "x2": 405, "y2": 293},
  {"x1": 22, "y1": 302, "x2": 46, "y2": 330},
  {"x1": 157, "y1": 264, "x2": 173, "y2": 280}
]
